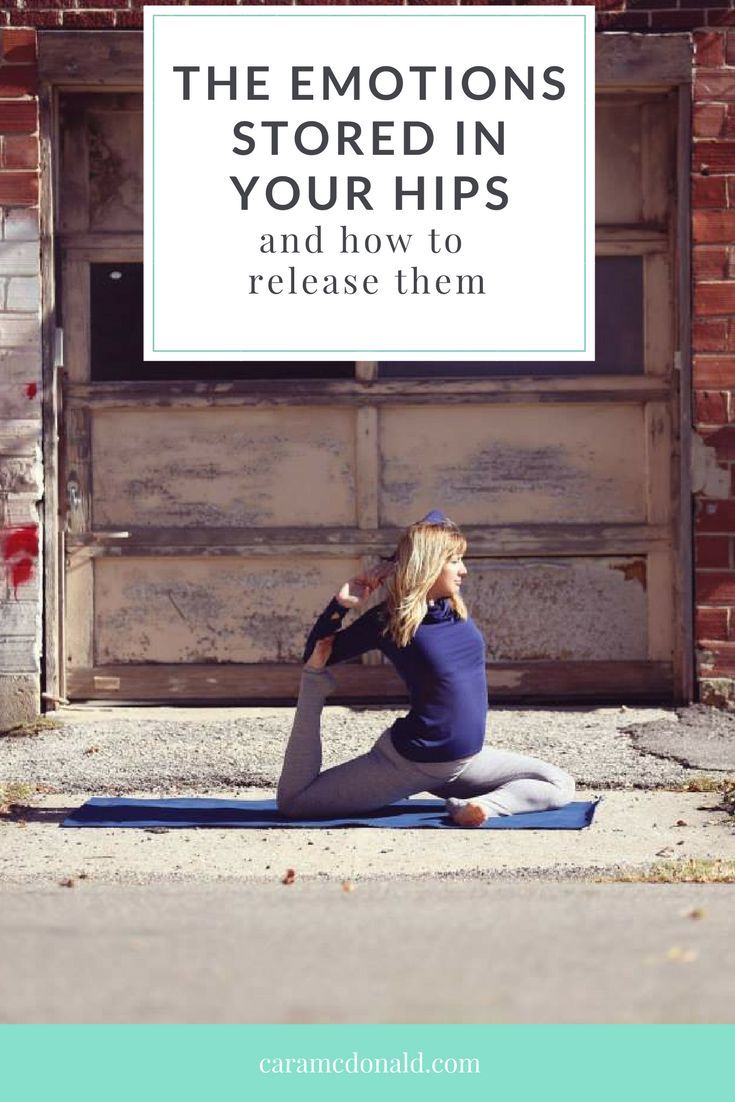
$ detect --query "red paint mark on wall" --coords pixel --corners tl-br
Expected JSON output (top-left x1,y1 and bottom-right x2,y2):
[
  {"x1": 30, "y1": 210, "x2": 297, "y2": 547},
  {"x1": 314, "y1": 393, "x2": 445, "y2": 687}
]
[
  {"x1": 25, "y1": 382, "x2": 37, "y2": 399},
  {"x1": 1, "y1": 525, "x2": 39, "y2": 593}
]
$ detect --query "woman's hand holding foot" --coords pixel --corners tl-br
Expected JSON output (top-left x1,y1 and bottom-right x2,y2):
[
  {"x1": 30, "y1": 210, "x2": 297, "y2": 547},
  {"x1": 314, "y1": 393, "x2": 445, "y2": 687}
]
[
  {"x1": 304, "y1": 636, "x2": 334, "y2": 671},
  {"x1": 302, "y1": 636, "x2": 337, "y2": 696},
  {"x1": 336, "y1": 562, "x2": 394, "y2": 611}
]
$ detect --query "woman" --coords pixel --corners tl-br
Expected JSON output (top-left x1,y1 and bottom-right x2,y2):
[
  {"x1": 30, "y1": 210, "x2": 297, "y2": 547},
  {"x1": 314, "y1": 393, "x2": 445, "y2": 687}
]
[{"x1": 277, "y1": 510, "x2": 575, "y2": 827}]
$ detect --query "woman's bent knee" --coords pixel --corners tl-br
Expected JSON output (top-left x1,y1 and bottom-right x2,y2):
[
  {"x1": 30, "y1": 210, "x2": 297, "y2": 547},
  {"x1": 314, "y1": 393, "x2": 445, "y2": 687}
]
[{"x1": 276, "y1": 791, "x2": 305, "y2": 820}]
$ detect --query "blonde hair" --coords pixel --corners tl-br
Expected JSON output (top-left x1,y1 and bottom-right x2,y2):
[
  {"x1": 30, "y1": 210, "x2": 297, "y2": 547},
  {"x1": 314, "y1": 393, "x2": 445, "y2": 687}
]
[{"x1": 384, "y1": 521, "x2": 468, "y2": 648}]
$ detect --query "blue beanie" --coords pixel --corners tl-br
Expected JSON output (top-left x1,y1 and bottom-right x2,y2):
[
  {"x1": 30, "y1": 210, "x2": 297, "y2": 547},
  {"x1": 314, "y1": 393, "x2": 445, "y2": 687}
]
[
  {"x1": 382, "y1": 509, "x2": 457, "y2": 562},
  {"x1": 418, "y1": 509, "x2": 452, "y2": 526}
]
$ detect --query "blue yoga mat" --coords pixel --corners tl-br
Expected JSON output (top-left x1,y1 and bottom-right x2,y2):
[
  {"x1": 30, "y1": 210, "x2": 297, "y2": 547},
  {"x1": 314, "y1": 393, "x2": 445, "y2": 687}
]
[{"x1": 62, "y1": 797, "x2": 600, "y2": 830}]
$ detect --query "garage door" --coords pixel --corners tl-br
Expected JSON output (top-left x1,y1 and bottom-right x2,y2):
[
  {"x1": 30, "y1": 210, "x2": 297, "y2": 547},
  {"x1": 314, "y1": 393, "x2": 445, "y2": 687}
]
[{"x1": 55, "y1": 76, "x2": 687, "y2": 703}]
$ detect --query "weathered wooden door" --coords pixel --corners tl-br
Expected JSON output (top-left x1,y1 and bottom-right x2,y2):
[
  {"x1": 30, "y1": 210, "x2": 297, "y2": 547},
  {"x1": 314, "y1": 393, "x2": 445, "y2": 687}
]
[{"x1": 53, "y1": 39, "x2": 690, "y2": 704}]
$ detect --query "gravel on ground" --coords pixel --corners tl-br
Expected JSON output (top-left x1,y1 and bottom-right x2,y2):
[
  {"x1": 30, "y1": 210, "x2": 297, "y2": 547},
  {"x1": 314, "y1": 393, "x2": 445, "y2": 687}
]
[{"x1": 1, "y1": 703, "x2": 724, "y2": 795}]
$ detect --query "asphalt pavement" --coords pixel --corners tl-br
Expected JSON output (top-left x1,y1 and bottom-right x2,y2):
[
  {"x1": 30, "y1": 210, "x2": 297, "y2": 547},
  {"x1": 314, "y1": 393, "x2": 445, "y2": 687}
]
[{"x1": 1, "y1": 880, "x2": 732, "y2": 1024}]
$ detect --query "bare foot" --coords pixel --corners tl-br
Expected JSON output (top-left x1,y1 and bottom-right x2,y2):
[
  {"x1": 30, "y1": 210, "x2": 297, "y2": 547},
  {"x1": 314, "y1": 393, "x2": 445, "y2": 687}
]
[
  {"x1": 447, "y1": 798, "x2": 490, "y2": 828},
  {"x1": 304, "y1": 636, "x2": 334, "y2": 671}
]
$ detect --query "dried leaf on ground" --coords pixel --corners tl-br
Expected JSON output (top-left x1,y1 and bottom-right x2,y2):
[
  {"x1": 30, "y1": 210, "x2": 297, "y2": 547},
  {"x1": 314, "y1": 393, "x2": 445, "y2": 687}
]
[{"x1": 666, "y1": 946, "x2": 698, "y2": 963}]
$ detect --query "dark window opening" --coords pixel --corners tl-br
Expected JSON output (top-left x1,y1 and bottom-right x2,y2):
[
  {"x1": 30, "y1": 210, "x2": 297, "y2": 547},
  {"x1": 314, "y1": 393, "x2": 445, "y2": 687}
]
[
  {"x1": 380, "y1": 256, "x2": 644, "y2": 378},
  {"x1": 89, "y1": 263, "x2": 353, "y2": 381}
]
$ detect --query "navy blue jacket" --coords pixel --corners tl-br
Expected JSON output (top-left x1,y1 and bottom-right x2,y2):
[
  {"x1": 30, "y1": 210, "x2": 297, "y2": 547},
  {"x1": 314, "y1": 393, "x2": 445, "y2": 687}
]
[{"x1": 304, "y1": 596, "x2": 488, "y2": 762}]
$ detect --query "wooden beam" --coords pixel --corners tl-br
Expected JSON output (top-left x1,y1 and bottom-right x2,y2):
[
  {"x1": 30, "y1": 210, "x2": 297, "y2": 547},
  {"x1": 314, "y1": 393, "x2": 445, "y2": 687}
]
[
  {"x1": 674, "y1": 82, "x2": 694, "y2": 704},
  {"x1": 38, "y1": 32, "x2": 144, "y2": 86},
  {"x1": 66, "y1": 660, "x2": 674, "y2": 704},
  {"x1": 63, "y1": 522, "x2": 672, "y2": 557},
  {"x1": 39, "y1": 81, "x2": 62, "y2": 706},
  {"x1": 39, "y1": 32, "x2": 692, "y2": 89},
  {"x1": 597, "y1": 33, "x2": 691, "y2": 87},
  {"x1": 65, "y1": 377, "x2": 671, "y2": 409},
  {"x1": 61, "y1": 230, "x2": 666, "y2": 258},
  {"x1": 355, "y1": 406, "x2": 379, "y2": 529}
]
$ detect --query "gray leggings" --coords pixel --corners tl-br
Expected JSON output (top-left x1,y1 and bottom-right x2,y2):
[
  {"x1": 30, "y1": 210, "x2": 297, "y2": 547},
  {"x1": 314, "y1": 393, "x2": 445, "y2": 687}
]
[{"x1": 276, "y1": 669, "x2": 576, "y2": 820}]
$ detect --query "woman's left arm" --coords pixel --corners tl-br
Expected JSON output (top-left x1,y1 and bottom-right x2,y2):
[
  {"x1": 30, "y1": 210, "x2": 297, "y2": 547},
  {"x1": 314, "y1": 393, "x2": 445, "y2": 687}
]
[
  {"x1": 302, "y1": 564, "x2": 391, "y2": 664},
  {"x1": 303, "y1": 601, "x2": 384, "y2": 666}
]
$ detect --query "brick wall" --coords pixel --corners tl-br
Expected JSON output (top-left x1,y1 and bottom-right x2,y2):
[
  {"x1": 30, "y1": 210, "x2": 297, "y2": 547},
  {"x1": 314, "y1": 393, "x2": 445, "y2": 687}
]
[
  {"x1": 0, "y1": 22, "x2": 41, "y2": 728},
  {"x1": 1, "y1": 0, "x2": 735, "y2": 722}
]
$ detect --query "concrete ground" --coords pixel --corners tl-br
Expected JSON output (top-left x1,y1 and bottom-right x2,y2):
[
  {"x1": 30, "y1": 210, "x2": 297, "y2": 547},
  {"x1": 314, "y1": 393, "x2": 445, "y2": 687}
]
[
  {"x1": 1, "y1": 701, "x2": 733, "y2": 1023},
  {"x1": 1, "y1": 701, "x2": 734, "y2": 885}
]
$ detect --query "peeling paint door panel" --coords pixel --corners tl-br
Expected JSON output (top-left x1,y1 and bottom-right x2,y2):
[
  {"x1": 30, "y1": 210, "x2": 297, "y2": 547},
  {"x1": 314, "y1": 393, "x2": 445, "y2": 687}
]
[
  {"x1": 468, "y1": 558, "x2": 649, "y2": 662},
  {"x1": 380, "y1": 405, "x2": 647, "y2": 525},
  {"x1": 91, "y1": 408, "x2": 357, "y2": 528},
  {"x1": 94, "y1": 557, "x2": 361, "y2": 664}
]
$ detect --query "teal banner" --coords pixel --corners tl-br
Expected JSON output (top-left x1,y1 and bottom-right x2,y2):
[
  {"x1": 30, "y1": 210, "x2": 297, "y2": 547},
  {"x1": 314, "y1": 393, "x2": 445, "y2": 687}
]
[{"x1": 0, "y1": 1025, "x2": 731, "y2": 1102}]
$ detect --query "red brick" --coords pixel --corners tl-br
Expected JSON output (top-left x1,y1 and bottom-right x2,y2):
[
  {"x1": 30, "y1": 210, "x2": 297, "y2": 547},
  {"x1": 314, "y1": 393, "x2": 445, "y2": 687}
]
[
  {"x1": 730, "y1": 465, "x2": 735, "y2": 496},
  {"x1": 696, "y1": 282, "x2": 735, "y2": 316},
  {"x1": 0, "y1": 101, "x2": 35, "y2": 134},
  {"x1": 693, "y1": 321, "x2": 729, "y2": 353},
  {"x1": 728, "y1": 32, "x2": 735, "y2": 66},
  {"x1": 115, "y1": 12, "x2": 144, "y2": 28},
  {"x1": 696, "y1": 605, "x2": 729, "y2": 639},
  {"x1": 692, "y1": 175, "x2": 727, "y2": 208},
  {"x1": 624, "y1": 0, "x2": 681, "y2": 8},
  {"x1": 1, "y1": 30, "x2": 35, "y2": 63},
  {"x1": 0, "y1": 64, "x2": 37, "y2": 98},
  {"x1": 696, "y1": 571, "x2": 735, "y2": 602},
  {"x1": 8, "y1": 12, "x2": 62, "y2": 27},
  {"x1": 694, "y1": 247, "x2": 729, "y2": 280},
  {"x1": 694, "y1": 141, "x2": 735, "y2": 175},
  {"x1": 21, "y1": 1, "x2": 76, "y2": 8},
  {"x1": 651, "y1": 12, "x2": 708, "y2": 31},
  {"x1": 695, "y1": 72, "x2": 735, "y2": 101},
  {"x1": 693, "y1": 210, "x2": 735, "y2": 243},
  {"x1": 695, "y1": 389, "x2": 730, "y2": 423},
  {"x1": 696, "y1": 536, "x2": 731, "y2": 569},
  {"x1": 700, "y1": 426, "x2": 735, "y2": 460},
  {"x1": 697, "y1": 640, "x2": 735, "y2": 675},
  {"x1": 708, "y1": 10, "x2": 735, "y2": 28},
  {"x1": 695, "y1": 356, "x2": 735, "y2": 387},
  {"x1": 61, "y1": 12, "x2": 117, "y2": 28},
  {"x1": 0, "y1": 171, "x2": 38, "y2": 205},
  {"x1": 694, "y1": 104, "x2": 726, "y2": 139},
  {"x1": 2, "y1": 134, "x2": 38, "y2": 169},
  {"x1": 600, "y1": 13, "x2": 650, "y2": 29},
  {"x1": 695, "y1": 30, "x2": 726, "y2": 67},
  {"x1": 696, "y1": 499, "x2": 735, "y2": 533}
]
